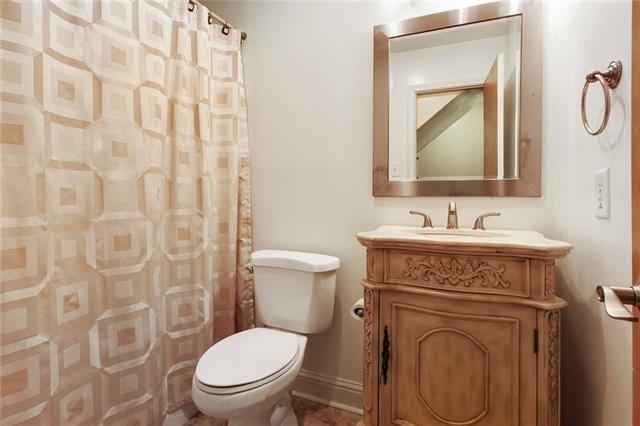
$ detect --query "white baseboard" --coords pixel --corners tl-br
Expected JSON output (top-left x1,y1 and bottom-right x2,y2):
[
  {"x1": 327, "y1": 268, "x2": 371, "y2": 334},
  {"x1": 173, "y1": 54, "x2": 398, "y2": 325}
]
[
  {"x1": 292, "y1": 369, "x2": 363, "y2": 415},
  {"x1": 163, "y1": 402, "x2": 199, "y2": 426}
]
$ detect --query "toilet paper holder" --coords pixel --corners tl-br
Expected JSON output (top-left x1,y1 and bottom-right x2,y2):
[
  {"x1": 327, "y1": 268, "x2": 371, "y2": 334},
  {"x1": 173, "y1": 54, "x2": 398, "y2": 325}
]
[{"x1": 351, "y1": 297, "x2": 365, "y2": 320}]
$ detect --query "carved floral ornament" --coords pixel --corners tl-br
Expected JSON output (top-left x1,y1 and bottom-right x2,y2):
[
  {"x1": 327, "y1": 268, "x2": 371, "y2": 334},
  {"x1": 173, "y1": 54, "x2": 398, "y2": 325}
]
[
  {"x1": 547, "y1": 310, "x2": 560, "y2": 423},
  {"x1": 366, "y1": 250, "x2": 374, "y2": 280},
  {"x1": 403, "y1": 256, "x2": 512, "y2": 289},
  {"x1": 363, "y1": 288, "x2": 374, "y2": 412},
  {"x1": 545, "y1": 260, "x2": 557, "y2": 296},
  {"x1": 363, "y1": 288, "x2": 374, "y2": 378}
]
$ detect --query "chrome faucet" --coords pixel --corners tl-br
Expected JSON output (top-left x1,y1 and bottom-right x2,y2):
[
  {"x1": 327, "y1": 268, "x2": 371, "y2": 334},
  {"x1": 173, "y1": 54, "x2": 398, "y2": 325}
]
[{"x1": 446, "y1": 201, "x2": 458, "y2": 229}]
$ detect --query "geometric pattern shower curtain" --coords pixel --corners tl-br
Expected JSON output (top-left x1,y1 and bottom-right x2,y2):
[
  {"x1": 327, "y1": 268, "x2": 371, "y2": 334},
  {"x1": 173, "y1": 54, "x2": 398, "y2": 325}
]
[{"x1": 0, "y1": 1, "x2": 253, "y2": 423}]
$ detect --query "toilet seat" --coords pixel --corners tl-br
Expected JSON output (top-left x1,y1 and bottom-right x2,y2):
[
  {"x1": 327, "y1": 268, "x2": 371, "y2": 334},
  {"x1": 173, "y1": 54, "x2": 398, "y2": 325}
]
[
  {"x1": 196, "y1": 353, "x2": 298, "y2": 395},
  {"x1": 195, "y1": 328, "x2": 299, "y2": 395}
]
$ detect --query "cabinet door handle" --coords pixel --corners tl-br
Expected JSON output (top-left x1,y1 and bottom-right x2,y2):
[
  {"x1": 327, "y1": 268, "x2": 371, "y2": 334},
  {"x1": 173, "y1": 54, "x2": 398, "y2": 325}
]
[{"x1": 381, "y1": 325, "x2": 390, "y2": 384}]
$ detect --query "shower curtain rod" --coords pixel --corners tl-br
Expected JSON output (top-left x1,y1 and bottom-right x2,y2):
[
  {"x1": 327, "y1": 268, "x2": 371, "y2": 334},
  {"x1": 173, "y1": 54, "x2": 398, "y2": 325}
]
[{"x1": 187, "y1": 0, "x2": 247, "y2": 42}]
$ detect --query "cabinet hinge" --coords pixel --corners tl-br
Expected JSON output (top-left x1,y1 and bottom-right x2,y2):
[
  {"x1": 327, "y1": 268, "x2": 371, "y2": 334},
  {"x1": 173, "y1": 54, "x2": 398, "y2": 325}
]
[{"x1": 533, "y1": 328, "x2": 539, "y2": 353}]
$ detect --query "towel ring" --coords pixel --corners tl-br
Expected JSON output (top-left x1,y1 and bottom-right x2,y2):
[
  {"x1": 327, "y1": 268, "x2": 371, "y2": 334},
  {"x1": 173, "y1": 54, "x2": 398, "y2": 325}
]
[{"x1": 580, "y1": 60, "x2": 622, "y2": 136}]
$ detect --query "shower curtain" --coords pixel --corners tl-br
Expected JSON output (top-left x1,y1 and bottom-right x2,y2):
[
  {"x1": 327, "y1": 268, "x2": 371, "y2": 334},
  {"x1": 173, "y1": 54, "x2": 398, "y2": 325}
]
[{"x1": 0, "y1": 1, "x2": 253, "y2": 423}]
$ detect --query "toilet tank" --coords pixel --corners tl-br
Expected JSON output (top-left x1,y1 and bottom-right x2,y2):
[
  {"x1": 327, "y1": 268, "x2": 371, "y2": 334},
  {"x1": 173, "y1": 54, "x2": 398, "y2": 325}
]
[{"x1": 251, "y1": 250, "x2": 340, "y2": 334}]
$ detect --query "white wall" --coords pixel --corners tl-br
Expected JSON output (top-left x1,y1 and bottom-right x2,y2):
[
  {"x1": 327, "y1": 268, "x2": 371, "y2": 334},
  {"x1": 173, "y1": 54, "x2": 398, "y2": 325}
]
[
  {"x1": 543, "y1": 2, "x2": 633, "y2": 425},
  {"x1": 205, "y1": 1, "x2": 633, "y2": 423}
]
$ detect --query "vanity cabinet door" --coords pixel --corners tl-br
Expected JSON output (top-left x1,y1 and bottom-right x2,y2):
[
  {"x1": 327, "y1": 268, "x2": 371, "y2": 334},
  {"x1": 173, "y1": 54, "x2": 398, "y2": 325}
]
[{"x1": 378, "y1": 290, "x2": 537, "y2": 426}]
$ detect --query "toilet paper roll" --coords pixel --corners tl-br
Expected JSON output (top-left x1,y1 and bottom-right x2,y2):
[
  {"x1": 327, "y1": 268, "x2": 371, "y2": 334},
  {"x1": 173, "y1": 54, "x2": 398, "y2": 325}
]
[{"x1": 350, "y1": 297, "x2": 365, "y2": 321}]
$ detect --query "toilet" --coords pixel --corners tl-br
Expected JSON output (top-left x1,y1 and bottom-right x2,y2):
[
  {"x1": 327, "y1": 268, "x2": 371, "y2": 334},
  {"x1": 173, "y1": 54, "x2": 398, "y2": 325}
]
[{"x1": 192, "y1": 249, "x2": 340, "y2": 426}]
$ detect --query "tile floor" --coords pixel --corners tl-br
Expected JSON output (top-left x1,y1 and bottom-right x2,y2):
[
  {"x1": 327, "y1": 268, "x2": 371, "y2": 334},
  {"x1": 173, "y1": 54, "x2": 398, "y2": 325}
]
[{"x1": 186, "y1": 397, "x2": 363, "y2": 426}]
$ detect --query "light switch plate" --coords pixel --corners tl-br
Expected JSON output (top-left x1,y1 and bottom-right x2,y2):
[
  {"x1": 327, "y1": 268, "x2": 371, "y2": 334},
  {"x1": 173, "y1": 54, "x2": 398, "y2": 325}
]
[{"x1": 594, "y1": 168, "x2": 610, "y2": 218}]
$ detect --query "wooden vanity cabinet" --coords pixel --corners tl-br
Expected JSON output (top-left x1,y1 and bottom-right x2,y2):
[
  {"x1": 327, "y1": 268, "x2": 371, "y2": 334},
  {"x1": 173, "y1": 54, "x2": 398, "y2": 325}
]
[{"x1": 358, "y1": 242, "x2": 570, "y2": 426}]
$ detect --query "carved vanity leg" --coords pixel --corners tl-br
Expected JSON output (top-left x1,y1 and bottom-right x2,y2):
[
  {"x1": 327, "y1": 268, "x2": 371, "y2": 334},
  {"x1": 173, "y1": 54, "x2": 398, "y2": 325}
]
[
  {"x1": 363, "y1": 248, "x2": 384, "y2": 425},
  {"x1": 363, "y1": 287, "x2": 379, "y2": 426},
  {"x1": 537, "y1": 309, "x2": 561, "y2": 426}
]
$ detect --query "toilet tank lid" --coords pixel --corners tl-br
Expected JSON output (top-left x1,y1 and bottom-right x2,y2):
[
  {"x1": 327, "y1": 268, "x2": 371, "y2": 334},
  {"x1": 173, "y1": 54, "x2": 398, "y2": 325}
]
[{"x1": 251, "y1": 250, "x2": 340, "y2": 272}]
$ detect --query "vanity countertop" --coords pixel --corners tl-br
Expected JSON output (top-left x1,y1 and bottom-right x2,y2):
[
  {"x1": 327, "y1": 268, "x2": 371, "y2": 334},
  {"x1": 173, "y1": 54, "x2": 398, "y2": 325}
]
[{"x1": 357, "y1": 225, "x2": 573, "y2": 258}]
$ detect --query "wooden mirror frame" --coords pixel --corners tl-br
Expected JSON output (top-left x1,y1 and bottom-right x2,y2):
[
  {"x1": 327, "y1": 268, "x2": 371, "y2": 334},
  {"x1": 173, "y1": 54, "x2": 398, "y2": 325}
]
[{"x1": 373, "y1": 0, "x2": 542, "y2": 197}]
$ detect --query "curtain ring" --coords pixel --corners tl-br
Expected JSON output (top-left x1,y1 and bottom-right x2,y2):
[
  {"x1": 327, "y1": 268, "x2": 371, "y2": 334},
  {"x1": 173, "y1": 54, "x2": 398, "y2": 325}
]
[
  {"x1": 222, "y1": 22, "x2": 230, "y2": 35},
  {"x1": 207, "y1": 13, "x2": 213, "y2": 25},
  {"x1": 187, "y1": 0, "x2": 196, "y2": 12},
  {"x1": 580, "y1": 60, "x2": 622, "y2": 136},
  {"x1": 581, "y1": 73, "x2": 611, "y2": 136}
]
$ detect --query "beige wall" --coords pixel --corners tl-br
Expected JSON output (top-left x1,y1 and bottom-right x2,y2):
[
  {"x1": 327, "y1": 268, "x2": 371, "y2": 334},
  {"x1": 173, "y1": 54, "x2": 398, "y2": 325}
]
[{"x1": 205, "y1": 1, "x2": 632, "y2": 422}]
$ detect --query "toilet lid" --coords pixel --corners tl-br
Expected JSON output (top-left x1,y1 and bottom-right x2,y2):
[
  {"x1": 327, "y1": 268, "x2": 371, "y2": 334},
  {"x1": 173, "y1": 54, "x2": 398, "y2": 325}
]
[{"x1": 195, "y1": 328, "x2": 299, "y2": 388}]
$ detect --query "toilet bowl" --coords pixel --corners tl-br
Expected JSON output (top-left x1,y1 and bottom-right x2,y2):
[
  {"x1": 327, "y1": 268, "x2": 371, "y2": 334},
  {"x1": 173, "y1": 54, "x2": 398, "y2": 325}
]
[
  {"x1": 192, "y1": 250, "x2": 340, "y2": 426},
  {"x1": 192, "y1": 328, "x2": 307, "y2": 426}
]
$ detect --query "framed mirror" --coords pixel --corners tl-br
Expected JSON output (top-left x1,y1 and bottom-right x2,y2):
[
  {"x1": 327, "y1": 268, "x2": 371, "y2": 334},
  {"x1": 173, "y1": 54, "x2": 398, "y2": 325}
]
[{"x1": 373, "y1": 1, "x2": 541, "y2": 196}]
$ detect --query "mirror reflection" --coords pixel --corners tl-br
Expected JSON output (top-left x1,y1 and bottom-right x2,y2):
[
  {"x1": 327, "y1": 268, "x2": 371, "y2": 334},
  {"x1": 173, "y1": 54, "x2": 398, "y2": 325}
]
[{"x1": 388, "y1": 16, "x2": 522, "y2": 182}]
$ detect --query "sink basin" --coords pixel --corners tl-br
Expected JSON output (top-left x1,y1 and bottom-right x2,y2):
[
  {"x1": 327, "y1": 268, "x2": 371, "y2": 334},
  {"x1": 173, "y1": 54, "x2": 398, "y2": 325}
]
[{"x1": 406, "y1": 228, "x2": 508, "y2": 238}]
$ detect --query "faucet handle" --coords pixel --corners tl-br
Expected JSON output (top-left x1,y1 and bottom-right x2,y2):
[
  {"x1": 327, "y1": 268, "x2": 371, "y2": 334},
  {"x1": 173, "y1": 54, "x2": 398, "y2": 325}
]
[
  {"x1": 409, "y1": 210, "x2": 433, "y2": 228},
  {"x1": 472, "y1": 212, "x2": 501, "y2": 230}
]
